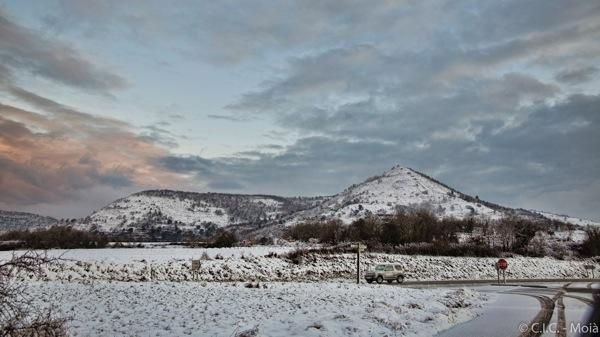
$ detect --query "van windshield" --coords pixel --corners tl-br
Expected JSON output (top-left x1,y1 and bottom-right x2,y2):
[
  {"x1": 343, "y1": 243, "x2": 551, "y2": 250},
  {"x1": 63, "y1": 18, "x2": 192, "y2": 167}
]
[{"x1": 375, "y1": 265, "x2": 385, "y2": 271}]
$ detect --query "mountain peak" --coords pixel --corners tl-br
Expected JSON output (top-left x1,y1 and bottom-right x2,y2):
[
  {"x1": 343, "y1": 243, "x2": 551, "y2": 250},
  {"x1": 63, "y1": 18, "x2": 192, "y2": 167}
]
[
  {"x1": 382, "y1": 165, "x2": 411, "y2": 175},
  {"x1": 305, "y1": 165, "x2": 507, "y2": 223}
]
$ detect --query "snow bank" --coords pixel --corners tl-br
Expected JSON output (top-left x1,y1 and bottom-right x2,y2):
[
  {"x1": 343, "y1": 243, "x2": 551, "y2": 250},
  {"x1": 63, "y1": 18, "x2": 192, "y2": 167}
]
[
  {"x1": 4, "y1": 248, "x2": 597, "y2": 282},
  {"x1": 28, "y1": 281, "x2": 489, "y2": 337},
  {"x1": 0, "y1": 246, "x2": 296, "y2": 264}
]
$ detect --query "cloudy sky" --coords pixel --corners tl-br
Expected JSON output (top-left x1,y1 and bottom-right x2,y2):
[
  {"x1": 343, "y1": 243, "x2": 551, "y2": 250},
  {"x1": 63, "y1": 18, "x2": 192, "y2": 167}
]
[{"x1": 0, "y1": 0, "x2": 599, "y2": 220}]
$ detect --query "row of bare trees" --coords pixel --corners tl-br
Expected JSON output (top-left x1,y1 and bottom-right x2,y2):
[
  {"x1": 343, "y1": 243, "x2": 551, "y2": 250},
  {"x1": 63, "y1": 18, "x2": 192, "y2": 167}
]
[
  {"x1": 285, "y1": 209, "x2": 587, "y2": 257},
  {"x1": 286, "y1": 209, "x2": 477, "y2": 245},
  {"x1": 0, "y1": 227, "x2": 107, "y2": 250}
]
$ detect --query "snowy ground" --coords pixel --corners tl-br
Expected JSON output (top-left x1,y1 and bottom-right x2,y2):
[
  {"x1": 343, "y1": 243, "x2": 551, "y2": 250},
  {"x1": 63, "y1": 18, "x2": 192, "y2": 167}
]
[
  {"x1": 0, "y1": 245, "x2": 296, "y2": 264},
  {"x1": 2, "y1": 247, "x2": 597, "y2": 282},
  {"x1": 4, "y1": 247, "x2": 596, "y2": 337},
  {"x1": 27, "y1": 281, "x2": 489, "y2": 337}
]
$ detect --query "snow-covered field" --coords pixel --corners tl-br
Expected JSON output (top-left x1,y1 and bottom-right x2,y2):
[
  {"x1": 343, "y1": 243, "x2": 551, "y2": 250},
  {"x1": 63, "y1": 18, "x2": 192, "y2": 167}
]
[
  {"x1": 27, "y1": 281, "x2": 489, "y2": 337},
  {"x1": 3, "y1": 247, "x2": 597, "y2": 282},
  {"x1": 0, "y1": 246, "x2": 296, "y2": 264},
  {"x1": 4, "y1": 247, "x2": 596, "y2": 337}
]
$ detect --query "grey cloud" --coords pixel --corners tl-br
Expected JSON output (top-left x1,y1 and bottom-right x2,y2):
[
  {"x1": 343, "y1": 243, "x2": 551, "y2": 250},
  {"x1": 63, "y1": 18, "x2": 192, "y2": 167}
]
[
  {"x1": 44, "y1": 0, "x2": 444, "y2": 65},
  {"x1": 555, "y1": 66, "x2": 599, "y2": 84},
  {"x1": 445, "y1": 0, "x2": 600, "y2": 50},
  {"x1": 259, "y1": 144, "x2": 284, "y2": 150},
  {"x1": 6, "y1": 85, "x2": 127, "y2": 131},
  {"x1": 139, "y1": 125, "x2": 184, "y2": 148},
  {"x1": 449, "y1": 23, "x2": 600, "y2": 73},
  {"x1": 207, "y1": 180, "x2": 245, "y2": 190},
  {"x1": 0, "y1": 8, "x2": 127, "y2": 92},
  {"x1": 96, "y1": 170, "x2": 133, "y2": 188},
  {"x1": 262, "y1": 130, "x2": 288, "y2": 141},
  {"x1": 169, "y1": 113, "x2": 184, "y2": 120},
  {"x1": 159, "y1": 155, "x2": 216, "y2": 175},
  {"x1": 0, "y1": 185, "x2": 139, "y2": 218},
  {"x1": 229, "y1": 41, "x2": 561, "y2": 143},
  {"x1": 206, "y1": 114, "x2": 249, "y2": 122},
  {"x1": 41, "y1": 0, "x2": 600, "y2": 67}
]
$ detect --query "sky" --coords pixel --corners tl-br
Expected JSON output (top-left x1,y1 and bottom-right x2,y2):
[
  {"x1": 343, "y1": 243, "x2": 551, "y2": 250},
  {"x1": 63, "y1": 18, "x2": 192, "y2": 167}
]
[{"x1": 0, "y1": 0, "x2": 599, "y2": 220}]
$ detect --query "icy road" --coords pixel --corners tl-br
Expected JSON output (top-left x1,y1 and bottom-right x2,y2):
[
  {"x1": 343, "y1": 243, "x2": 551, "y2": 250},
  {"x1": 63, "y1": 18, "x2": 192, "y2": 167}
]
[{"x1": 432, "y1": 282, "x2": 599, "y2": 337}]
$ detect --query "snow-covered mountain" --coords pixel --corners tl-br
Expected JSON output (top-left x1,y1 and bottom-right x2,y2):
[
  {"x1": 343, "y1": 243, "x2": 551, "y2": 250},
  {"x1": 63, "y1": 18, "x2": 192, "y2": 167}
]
[
  {"x1": 0, "y1": 210, "x2": 58, "y2": 232},
  {"x1": 81, "y1": 190, "x2": 325, "y2": 237},
  {"x1": 2, "y1": 165, "x2": 596, "y2": 237},
  {"x1": 532, "y1": 210, "x2": 600, "y2": 227},
  {"x1": 284, "y1": 165, "x2": 539, "y2": 224},
  {"x1": 80, "y1": 166, "x2": 550, "y2": 238}
]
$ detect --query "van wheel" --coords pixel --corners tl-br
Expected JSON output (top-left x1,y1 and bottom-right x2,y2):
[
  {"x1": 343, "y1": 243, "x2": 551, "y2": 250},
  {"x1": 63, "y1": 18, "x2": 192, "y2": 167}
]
[
  {"x1": 376, "y1": 276, "x2": 383, "y2": 284},
  {"x1": 397, "y1": 276, "x2": 404, "y2": 284},
  {"x1": 366, "y1": 279, "x2": 373, "y2": 284}
]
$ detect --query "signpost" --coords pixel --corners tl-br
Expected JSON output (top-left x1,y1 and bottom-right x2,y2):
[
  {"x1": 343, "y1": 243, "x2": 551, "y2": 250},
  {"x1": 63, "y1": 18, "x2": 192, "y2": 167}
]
[
  {"x1": 351, "y1": 243, "x2": 367, "y2": 284},
  {"x1": 150, "y1": 265, "x2": 156, "y2": 280},
  {"x1": 191, "y1": 259, "x2": 201, "y2": 281},
  {"x1": 495, "y1": 258, "x2": 508, "y2": 284},
  {"x1": 584, "y1": 264, "x2": 596, "y2": 279}
]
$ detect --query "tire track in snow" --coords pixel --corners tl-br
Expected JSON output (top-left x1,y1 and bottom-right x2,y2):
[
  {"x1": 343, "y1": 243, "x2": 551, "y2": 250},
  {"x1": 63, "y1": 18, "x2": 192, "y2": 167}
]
[
  {"x1": 562, "y1": 294, "x2": 593, "y2": 306},
  {"x1": 506, "y1": 290, "x2": 561, "y2": 337},
  {"x1": 555, "y1": 295, "x2": 566, "y2": 337}
]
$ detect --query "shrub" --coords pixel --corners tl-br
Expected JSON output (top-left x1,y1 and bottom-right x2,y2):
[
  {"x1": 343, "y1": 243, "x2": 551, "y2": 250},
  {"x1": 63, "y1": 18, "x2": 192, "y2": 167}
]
[
  {"x1": 0, "y1": 252, "x2": 68, "y2": 335},
  {"x1": 200, "y1": 251, "x2": 211, "y2": 260},
  {"x1": 579, "y1": 227, "x2": 600, "y2": 257},
  {"x1": 392, "y1": 242, "x2": 500, "y2": 257},
  {"x1": 209, "y1": 231, "x2": 237, "y2": 248},
  {"x1": 265, "y1": 251, "x2": 278, "y2": 258}
]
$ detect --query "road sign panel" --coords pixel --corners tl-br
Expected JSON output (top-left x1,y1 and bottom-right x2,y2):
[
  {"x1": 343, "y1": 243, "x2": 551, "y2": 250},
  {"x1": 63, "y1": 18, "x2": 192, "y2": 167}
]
[
  {"x1": 350, "y1": 244, "x2": 367, "y2": 251},
  {"x1": 497, "y1": 258, "x2": 508, "y2": 270}
]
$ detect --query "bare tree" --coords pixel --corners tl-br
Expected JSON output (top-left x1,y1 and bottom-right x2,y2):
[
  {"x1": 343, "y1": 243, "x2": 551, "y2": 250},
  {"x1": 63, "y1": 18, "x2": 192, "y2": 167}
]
[{"x1": 0, "y1": 251, "x2": 67, "y2": 337}]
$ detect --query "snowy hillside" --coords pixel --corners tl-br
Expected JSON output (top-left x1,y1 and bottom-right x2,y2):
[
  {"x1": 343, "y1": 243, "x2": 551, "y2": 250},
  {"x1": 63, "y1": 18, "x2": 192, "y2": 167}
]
[
  {"x1": 532, "y1": 210, "x2": 600, "y2": 227},
  {"x1": 3, "y1": 165, "x2": 593, "y2": 236},
  {"x1": 289, "y1": 166, "x2": 511, "y2": 224},
  {"x1": 84, "y1": 166, "x2": 525, "y2": 236},
  {"x1": 0, "y1": 210, "x2": 58, "y2": 232},
  {"x1": 84, "y1": 190, "x2": 323, "y2": 236}
]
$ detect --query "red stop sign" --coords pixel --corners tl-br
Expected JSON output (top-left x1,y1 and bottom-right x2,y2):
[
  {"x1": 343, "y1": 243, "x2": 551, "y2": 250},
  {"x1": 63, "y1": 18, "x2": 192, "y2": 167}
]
[{"x1": 497, "y1": 258, "x2": 508, "y2": 270}]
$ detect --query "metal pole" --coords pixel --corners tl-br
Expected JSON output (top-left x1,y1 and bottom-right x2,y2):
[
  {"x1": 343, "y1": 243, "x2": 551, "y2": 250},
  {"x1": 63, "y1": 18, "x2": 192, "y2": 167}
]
[
  {"x1": 356, "y1": 247, "x2": 360, "y2": 284},
  {"x1": 502, "y1": 270, "x2": 506, "y2": 284}
]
